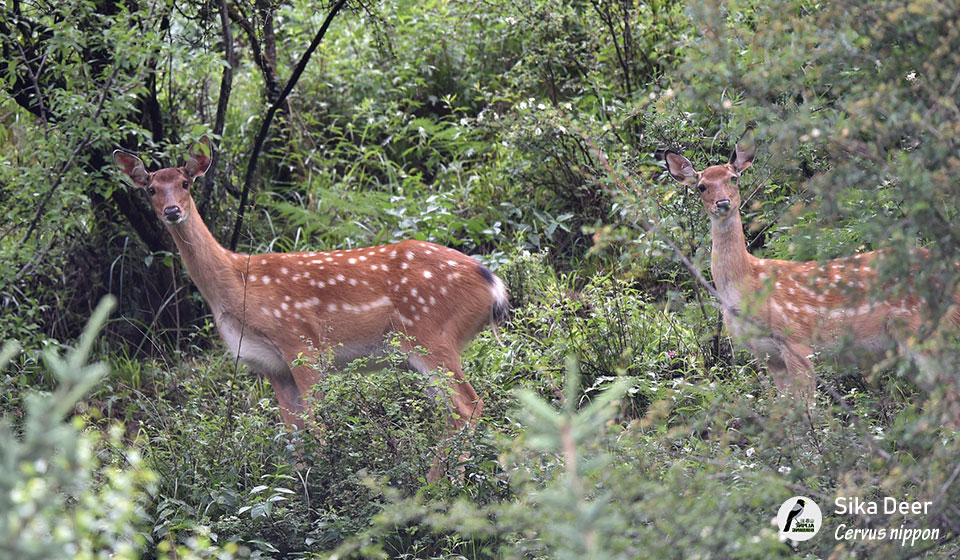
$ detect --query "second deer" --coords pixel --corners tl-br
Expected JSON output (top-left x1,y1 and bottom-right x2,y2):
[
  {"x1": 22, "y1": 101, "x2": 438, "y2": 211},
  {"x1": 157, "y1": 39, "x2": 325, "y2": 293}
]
[{"x1": 663, "y1": 138, "x2": 958, "y2": 400}]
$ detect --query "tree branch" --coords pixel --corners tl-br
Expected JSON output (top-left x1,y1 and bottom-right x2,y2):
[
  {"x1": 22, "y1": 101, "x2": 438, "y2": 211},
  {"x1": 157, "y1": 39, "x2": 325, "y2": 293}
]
[
  {"x1": 199, "y1": 0, "x2": 236, "y2": 218},
  {"x1": 229, "y1": 0, "x2": 349, "y2": 251}
]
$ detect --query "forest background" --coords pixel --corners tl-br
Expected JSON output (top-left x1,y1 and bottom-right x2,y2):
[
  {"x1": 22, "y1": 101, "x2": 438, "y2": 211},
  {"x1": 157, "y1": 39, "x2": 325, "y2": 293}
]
[{"x1": 2, "y1": 0, "x2": 960, "y2": 558}]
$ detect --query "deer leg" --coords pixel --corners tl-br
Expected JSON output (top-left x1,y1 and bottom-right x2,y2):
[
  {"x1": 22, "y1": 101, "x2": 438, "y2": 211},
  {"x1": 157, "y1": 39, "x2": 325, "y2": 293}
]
[
  {"x1": 276, "y1": 342, "x2": 327, "y2": 424},
  {"x1": 404, "y1": 341, "x2": 483, "y2": 482},
  {"x1": 755, "y1": 349, "x2": 789, "y2": 394},
  {"x1": 781, "y1": 342, "x2": 817, "y2": 402},
  {"x1": 260, "y1": 365, "x2": 306, "y2": 429},
  {"x1": 404, "y1": 340, "x2": 483, "y2": 429}
]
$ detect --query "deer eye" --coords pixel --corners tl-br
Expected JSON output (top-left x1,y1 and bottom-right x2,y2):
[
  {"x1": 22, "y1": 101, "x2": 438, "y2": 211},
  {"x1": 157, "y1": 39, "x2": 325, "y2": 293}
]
[
  {"x1": 182, "y1": 181, "x2": 190, "y2": 190},
  {"x1": 697, "y1": 184, "x2": 707, "y2": 193},
  {"x1": 730, "y1": 175, "x2": 739, "y2": 182},
  {"x1": 147, "y1": 187, "x2": 157, "y2": 196}
]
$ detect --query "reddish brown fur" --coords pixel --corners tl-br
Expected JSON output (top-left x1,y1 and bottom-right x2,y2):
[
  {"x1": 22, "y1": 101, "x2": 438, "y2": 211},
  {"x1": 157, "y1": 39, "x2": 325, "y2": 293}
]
[
  {"x1": 114, "y1": 138, "x2": 507, "y2": 468},
  {"x1": 665, "y1": 143, "x2": 957, "y2": 400}
]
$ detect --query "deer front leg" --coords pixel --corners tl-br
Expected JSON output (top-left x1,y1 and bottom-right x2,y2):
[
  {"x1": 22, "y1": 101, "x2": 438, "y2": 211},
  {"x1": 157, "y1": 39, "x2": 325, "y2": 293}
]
[
  {"x1": 277, "y1": 343, "x2": 327, "y2": 425},
  {"x1": 781, "y1": 342, "x2": 816, "y2": 402},
  {"x1": 261, "y1": 365, "x2": 306, "y2": 429}
]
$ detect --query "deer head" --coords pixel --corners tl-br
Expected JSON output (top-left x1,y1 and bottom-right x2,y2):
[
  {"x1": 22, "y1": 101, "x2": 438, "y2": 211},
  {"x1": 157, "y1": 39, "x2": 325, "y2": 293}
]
[
  {"x1": 664, "y1": 139, "x2": 756, "y2": 222},
  {"x1": 113, "y1": 136, "x2": 212, "y2": 225}
]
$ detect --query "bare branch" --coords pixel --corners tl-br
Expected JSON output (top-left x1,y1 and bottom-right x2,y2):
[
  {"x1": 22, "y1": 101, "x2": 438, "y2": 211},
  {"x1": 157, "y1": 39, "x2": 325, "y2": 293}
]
[{"x1": 229, "y1": 0, "x2": 350, "y2": 251}]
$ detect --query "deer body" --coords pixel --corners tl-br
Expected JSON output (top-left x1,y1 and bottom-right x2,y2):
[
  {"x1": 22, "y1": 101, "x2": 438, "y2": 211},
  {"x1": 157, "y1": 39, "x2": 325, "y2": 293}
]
[
  {"x1": 115, "y1": 138, "x2": 507, "y2": 437},
  {"x1": 666, "y1": 141, "x2": 946, "y2": 398}
]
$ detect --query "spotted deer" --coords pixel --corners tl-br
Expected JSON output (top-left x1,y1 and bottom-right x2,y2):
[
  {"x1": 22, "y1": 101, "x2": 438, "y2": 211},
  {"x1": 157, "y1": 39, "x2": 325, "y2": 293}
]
[
  {"x1": 114, "y1": 137, "x2": 508, "y2": 458},
  {"x1": 663, "y1": 140, "x2": 958, "y2": 400}
]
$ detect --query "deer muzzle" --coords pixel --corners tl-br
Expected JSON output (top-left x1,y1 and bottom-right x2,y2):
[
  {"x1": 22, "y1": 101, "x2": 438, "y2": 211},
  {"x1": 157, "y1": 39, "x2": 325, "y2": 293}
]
[{"x1": 163, "y1": 206, "x2": 183, "y2": 223}]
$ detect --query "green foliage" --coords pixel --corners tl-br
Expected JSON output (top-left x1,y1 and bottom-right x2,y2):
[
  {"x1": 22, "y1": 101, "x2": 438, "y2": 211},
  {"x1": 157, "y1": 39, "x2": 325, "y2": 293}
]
[
  {"x1": 5, "y1": 0, "x2": 960, "y2": 558},
  {"x1": 0, "y1": 298, "x2": 148, "y2": 558}
]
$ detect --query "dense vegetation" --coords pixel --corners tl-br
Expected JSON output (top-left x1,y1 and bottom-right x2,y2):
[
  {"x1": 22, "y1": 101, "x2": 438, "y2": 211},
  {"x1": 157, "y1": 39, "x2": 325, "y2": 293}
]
[{"x1": 2, "y1": 0, "x2": 959, "y2": 557}]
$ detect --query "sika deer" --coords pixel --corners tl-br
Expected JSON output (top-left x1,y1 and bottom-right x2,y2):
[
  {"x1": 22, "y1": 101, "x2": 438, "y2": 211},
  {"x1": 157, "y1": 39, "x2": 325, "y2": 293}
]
[
  {"x1": 114, "y1": 137, "x2": 508, "y2": 469},
  {"x1": 663, "y1": 140, "x2": 958, "y2": 400}
]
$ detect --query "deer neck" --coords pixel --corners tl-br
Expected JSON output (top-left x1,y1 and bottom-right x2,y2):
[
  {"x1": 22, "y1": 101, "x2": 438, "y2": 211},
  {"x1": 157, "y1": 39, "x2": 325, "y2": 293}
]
[
  {"x1": 710, "y1": 211, "x2": 756, "y2": 306},
  {"x1": 166, "y1": 210, "x2": 239, "y2": 314}
]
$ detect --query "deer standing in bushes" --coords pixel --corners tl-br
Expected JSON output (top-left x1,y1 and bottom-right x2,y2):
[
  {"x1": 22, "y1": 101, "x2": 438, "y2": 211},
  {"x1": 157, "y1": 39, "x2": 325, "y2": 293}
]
[
  {"x1": 663, "y1": 139, "x2": 959, "y2": 400},
  {"x1": 114, "y1": 137, "x2": 508, "y2": 477}
]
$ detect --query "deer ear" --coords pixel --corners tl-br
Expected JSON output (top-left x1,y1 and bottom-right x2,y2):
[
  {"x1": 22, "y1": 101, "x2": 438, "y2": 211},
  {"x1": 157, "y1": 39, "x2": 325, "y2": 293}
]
[
  {"x1": 113, "y1": 150, "x2": 150, "y2": 187},
  {"x1": 184, "y1": 136, "x2": 212, "y2": 179},
  {"x1": 729, "y1": 137, "x2": 756, "y2": 174},
  {"x1": 664, "y1": 151, "x2": 698, "y2": 185}
]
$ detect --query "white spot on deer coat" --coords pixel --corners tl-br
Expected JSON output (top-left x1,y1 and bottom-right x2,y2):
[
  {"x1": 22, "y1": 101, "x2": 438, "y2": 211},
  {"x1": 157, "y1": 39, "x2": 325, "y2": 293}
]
[{"x1": 423, "y1": 270, "x2": 432, "y2": 279}]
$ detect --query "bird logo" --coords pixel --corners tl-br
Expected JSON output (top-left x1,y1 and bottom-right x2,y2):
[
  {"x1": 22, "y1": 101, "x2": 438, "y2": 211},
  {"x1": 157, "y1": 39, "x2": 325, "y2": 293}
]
[
  {"x1": 782, "y1": 498, "x2": 806, "y2": 532},
  {"x1": 776, "y1": 496, "x2": 822, "y2": 542}
]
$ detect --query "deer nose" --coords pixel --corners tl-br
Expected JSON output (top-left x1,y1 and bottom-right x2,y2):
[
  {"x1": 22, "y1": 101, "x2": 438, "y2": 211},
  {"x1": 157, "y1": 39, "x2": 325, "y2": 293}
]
[
  {"x1": 163, "y1": 206, "x2": 182, "y2": 222},
  {"x1": 716, "y1": 199, "x2": 731, "y2": 212}
]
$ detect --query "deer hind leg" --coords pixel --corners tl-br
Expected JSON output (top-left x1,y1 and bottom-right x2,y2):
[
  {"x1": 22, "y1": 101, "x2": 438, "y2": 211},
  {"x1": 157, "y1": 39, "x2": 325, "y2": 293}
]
[
  {"x1": 404, "y1": 340, "x2": 483, "y2": 482},
  {"x1": 405, "y1": 342, "x2": 483, "y2": 430}
]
